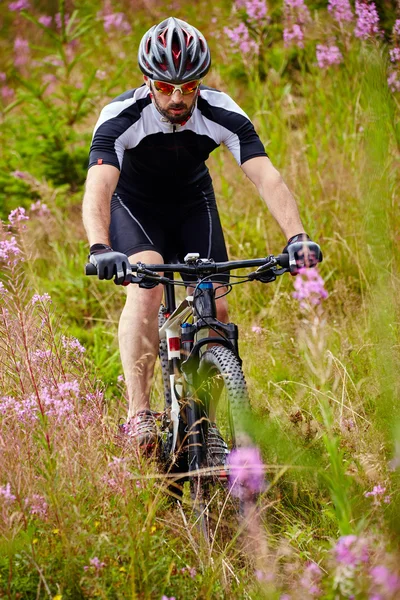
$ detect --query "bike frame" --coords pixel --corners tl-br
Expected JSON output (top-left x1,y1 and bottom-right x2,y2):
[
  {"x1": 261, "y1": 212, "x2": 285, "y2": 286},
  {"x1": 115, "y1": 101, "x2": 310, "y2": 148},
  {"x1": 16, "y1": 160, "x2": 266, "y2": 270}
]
[{"x1": 158, "y1": 275, "x2": 239, "y2": 460}]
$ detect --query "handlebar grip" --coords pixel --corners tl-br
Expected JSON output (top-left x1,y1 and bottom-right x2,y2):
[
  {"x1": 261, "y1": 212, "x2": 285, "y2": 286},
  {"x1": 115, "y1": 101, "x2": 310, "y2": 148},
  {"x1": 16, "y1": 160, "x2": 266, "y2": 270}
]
[
  {"x1": 277, "y1": 253, "x2": 289, "y2": 269},
  {"x1": 85, "y1": 263, "x2": 97, "y2": 276}
]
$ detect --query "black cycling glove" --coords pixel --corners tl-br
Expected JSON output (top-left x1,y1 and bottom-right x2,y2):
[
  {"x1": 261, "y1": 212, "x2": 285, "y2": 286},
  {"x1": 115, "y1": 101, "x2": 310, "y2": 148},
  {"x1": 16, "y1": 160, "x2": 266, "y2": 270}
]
[
  {"x1": 283, "y1": 233, "x2": 323, "y2": 273},
  {"x1": 89, "y1": 244, "x2": 132, "y2": 285}
]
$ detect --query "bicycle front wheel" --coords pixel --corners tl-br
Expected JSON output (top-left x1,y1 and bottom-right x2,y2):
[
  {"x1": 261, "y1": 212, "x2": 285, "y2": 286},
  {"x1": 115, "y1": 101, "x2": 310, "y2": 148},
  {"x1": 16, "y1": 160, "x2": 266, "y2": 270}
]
[{"x1": 197, "y1": 345, "x2": 251, "y2": 469}]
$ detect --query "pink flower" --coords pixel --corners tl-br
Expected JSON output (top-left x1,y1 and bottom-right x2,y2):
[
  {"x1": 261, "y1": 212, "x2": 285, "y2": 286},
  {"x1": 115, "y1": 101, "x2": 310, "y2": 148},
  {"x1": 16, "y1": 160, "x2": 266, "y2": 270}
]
[
  {"x1": 387, "y1": 71, "x2": 400, "y2": 93},
  {"x1": 31, "y1": 293, "x2": 52, "y2": 304},
  {"x1": 389, "y1": 47, "x2": 400, "y2": 63},
  {"x1": 0, "y1": 72, "x2": 6, "y2": 81},
  {"x1": 11, "y1": 170, "x2": 27, "y2": 179},
  {"x1": 102, "y1": 13, "x2": 131, "y2": 34},
  {"x1": 316, "y1": 44, "x2": 343, "y2": 68},
  {"x1": 328, "y1": 0, "x2": 353, "y2": 23},
  {"x1": 245, "y1": 0, "x2": 268, "y2": 25},
  {"x1": 61, "y1": 335, "x2": 86, "y2": 354},
  {"x1": 0, "y1": 483, "x2": 16, "y2": 504},
  {"x1": 30, "y1": 200, "x2": 50, "y2": 216},
  {"x1": 8, "y1": 0, "x2": 30, "y2": 11},
  {"x1": 334, "y1": 535, "x2": 369, "y2": 566},
  {"x1": 370, "y1": 565, "x2": 400, "y2": 593},
  {"x1": 252, "y1": 325, "x2": 263, "y2": 334},
  {"x1": 299, "y1": 562, "x2": 323, "y2": 596},
  {"x1": 228, "y1": 446, "x2": 265, "y2": 498},
  {"x1": 26, "y1": 494, "x2": 48, "y2": 519},
  {"x1": 84, "y1": 556, "x2": 106, "y2": 572},
  {"x1": 292, "y1": 267, "x2": 328, "y2": 308},
  {"x1": 393, "y1": 19, "x2": 400, "y2": 37},
  {"x1": 9, "y1": 207, "x2": 29, "y2": 225},
  {"x1": 14, "y1": 37, "x2": 30, "y2": 67},
  {"x1": 224, "y1": 23, "x2": 258, "y2": 53},
  {"x1": 1, "y1": 86, "x2": 14, "y2": 100},
  {"x1": 283, "y1": 24, "x2": 304, "y2": 48},
  {"x1": 354, "y1": 1, "x2": 381, "y2": 39},
  {"x1": 38, "y1": 15, "x2": 52, "y2": 27},
  {"x1": 284, "y1": 0, "x2": 310, "y2": 25},
  {"x1": 0, "y1": 237, "x2": 22, "y2": 265}
]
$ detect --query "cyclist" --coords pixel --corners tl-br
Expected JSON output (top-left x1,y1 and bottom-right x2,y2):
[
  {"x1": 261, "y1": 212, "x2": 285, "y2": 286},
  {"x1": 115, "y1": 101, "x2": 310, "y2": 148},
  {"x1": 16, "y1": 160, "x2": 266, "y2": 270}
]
[{"x1": 82, "y1": 17, "x2": 320, "y2": 450}]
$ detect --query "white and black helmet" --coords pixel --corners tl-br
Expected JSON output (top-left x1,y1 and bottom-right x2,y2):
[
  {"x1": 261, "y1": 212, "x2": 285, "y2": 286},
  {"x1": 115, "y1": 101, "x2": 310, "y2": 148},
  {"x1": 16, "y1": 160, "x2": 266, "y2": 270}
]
[{"x1": 138, "y1": 17, "x2": 211, "y2": 83}]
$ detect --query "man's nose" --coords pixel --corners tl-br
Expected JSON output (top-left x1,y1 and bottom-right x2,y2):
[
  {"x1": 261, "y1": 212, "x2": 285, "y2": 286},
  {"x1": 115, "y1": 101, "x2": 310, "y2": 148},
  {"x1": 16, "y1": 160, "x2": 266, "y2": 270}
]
[{"x1": 171, "y1": 89, "x2": 183, "y2": 101}]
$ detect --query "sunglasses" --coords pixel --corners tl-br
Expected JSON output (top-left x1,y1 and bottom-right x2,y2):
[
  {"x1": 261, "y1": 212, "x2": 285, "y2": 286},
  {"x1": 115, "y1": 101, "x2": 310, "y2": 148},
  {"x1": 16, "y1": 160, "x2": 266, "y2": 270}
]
[{"x1": 152, "y1": 79, "x2": 201, "y2": 96}]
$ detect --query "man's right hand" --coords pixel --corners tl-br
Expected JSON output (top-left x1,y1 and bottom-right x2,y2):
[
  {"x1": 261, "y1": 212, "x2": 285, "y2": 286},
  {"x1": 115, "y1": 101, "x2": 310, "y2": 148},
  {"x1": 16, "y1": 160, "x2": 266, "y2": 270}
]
[{"x1": 89, "y1": 244, "x2": 132, "y2": 285}]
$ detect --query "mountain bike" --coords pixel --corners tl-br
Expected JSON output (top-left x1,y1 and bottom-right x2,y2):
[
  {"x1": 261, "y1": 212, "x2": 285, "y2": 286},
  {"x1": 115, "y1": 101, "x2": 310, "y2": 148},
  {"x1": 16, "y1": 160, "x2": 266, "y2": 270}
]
[{"x1": 85, "y1": 244, "x2": 321, "y2": 513}]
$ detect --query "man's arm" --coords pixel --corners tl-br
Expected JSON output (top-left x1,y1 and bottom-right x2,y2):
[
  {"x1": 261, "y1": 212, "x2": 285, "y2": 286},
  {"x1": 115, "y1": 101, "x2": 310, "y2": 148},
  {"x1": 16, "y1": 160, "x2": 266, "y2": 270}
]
[
  {"x1": 82, "y1": 164, "x2": 120, "y2": 246},
  {"x1": 241, "y1": 156, "x2": 306, "y2": 240}
]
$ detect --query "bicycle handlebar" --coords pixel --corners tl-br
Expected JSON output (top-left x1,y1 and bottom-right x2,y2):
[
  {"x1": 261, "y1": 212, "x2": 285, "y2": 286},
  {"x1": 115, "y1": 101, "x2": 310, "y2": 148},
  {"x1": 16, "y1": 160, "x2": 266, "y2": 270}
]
[{"x1": 85, "y1": 254, "x2": 290, "y2": 278}]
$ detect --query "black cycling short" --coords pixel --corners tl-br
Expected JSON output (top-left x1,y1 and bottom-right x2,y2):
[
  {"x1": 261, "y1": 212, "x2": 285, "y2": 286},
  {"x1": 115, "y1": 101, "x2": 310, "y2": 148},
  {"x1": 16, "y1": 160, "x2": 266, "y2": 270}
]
[{"x1": 109, "y1": 178, "x2": 229, "y2": 284}]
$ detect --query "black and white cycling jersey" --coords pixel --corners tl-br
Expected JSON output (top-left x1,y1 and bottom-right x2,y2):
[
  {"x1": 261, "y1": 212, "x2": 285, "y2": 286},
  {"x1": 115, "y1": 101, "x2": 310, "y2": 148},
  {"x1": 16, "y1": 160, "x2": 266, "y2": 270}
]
[{"x1": 88, "y1": 84, "x2": 267, "y2": 198}]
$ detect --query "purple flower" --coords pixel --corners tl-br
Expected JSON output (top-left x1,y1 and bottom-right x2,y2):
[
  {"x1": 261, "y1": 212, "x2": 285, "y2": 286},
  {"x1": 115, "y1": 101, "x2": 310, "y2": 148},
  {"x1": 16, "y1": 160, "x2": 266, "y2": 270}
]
[
  {"x1": 328, "y1": 0, "x2": 353, "y2": 23},
  {"x1": 283, "y1": 24, "x2": 304, "y2": 48},
  {"x1": 389, "y1": 47, "x2": 400, "y2": 63},
  {"x1": 334, "y1": 535, "x2": 369, "y2": 566},
  {"x1": 299, "y1": 562, "x2": 323, "y2": 596},
  {"x1": 316, "y1": 44, "x2": 343, "y2": 68},
  {"x1": 102, "y1": 13, "x2": 131, "y2": 34},
  {"x1": 26, "y1": 494, "x2": 48, "y2": 519},
  {"x1": 245, "y1": 0, "x2": 268, "y2": 25},
  {"x1": 292, "y1": 267, "x2": 328, "y2": 308},
  {"x1": 364, "y1": 484, "x2": 386, "y2": 497},
  {"x1": 14, "y1": 37, "x2": 30, "y2": 67},
  {"x1": 161, "y1": 597, "x2": 176, "y2": 600},
  {"x1": 9, "y1": 207, "x2": 29, "y2": 225},
  {"x1": 0, "y1": 237, "x2": 22, "y2": 265},
  {"x1": 354, "y1": 1, "x2": 381, "y2": 39},
  {"x1": 8, "y1": 0, "x2": 30, "y2": 11},
  {"x1": 0, "y1": 483, "x2": 17, "y2": 504},
  {"x1": 11, "y1": 170, "x2": 27, "y2": 179},
  {"x1": 252, "y1": 325, "x2": 263, "y2": 334},
  {"x1": 228, "y1": 446, "x2": 265, "y2": 498},
  {"x1": 224, "y1": 23, "x2": 258, "y2": 53},
  {"x1": 0, "y1": 72, "x2": 6, "y2": 82},
  {"x1": 388, "y1": 71, "x2": 400, "y2": 93},
  {"x1": 30, "y1": 200, "x2": 50, "y2": 216},
  {"x1": 84, "y1": 556, "x2": 106, "y2": 572},
  {"x1": 1, "y1": 86, "x2": 14, "y2": 100},
  {"x1": 370, "y1": 565, "x2": 400, "y2": 593},
  {"x1": 61, "y1": 335, "x2": 86, "y2": 354},
  {"x1": 31, "y1": 293, "x2": 52, "y2": 304},
  {"x1": 284, "y1": 0, "x2": 310, "y2": 25},
  {"x1": 38, "y1": 15, "x2": 52, "y2": 27},
  {"x1": 393, "y1": 20, "x2": 400, "y2": 37}
]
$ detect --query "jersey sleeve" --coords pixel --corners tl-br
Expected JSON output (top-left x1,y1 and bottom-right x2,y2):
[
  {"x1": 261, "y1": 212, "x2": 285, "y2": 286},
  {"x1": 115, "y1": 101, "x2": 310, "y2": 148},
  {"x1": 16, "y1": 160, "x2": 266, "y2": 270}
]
[{"x1": 197, "y1": 90, "x2": 267, "y2": 166}]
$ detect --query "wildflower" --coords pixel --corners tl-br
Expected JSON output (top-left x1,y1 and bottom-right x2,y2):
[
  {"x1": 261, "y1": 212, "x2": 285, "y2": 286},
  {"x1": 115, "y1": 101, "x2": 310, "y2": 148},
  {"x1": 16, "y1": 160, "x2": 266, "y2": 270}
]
[
  {"x1": 61, "y1": 335, "x2": 86, "y2": 354},
  {"x1": 14, "y1": 37, "x2": 30, "y2": 67},
  {"x1": 228, "y1": 446, "x2": 265, "y2": 498},
  {"x1": 245, "y1": 0, "x2": 268, "y2": 25},
  {"x1": 328, "y1": 0, "x2": 353, "y2": 23},
  {"x1": 316, "y1": 44, "x2": 343, "y2": 68},
  {"x1": 117, "y1": 374, "x2": 124, "y2": 382},
  {"x1": 181, "y1": 566, "x2": 197, "y2": 578},
  {"x1": 9, "y1": 207, "x2": 29, "y2": 225},
  {"x1": 370, "y1": 565, "x2": 400, "y2": 593},
  {"x1": 299, "y1": 562, "x2": 323, "y2": 596},
  {"x1": 0, "y1": 482, "x2": 16, "y2": 504},
  {"x1": 103, "y1": 13, "x2": 131, "y2": 34},
  {"x1": 389, "y1": 47, "x2": 400, "y2": 63},
  {"x1": 161, "y1": 596, "x2": 176, "y2": 600},
  {"x1": 1, "y1": 86, "x2": 14, "y2": 100},
  {"x1": 0, "y1": 72, "x2": 6, "y2": 81},
  {"x1": 31, "y1": 293, "x2": 52, "y2": 304},
  {"x1": 30, "y1": 200, "x2": 50, "y2": 216},
  {"x1": 224, "y1": 23, "x2": 258, "y2": 53},
  {"x1": 387, "y1": 71, "x2": 400, "y2": 93},
  {"x1": 292, "y1": 267, "x2": 328, "y2": 308},
  {"x1": 284, "y1": 0, "x2": 310, "y2": 25},
  {"x1": 393, "y1": 20, "x2": 400, "y2": 37},
  {"x1": 364, "y1": 484, "x2": 389, "y2": 505},
  {"x1": 0, "y1": 282, "x2": 6, "y2": 294},
  {"x1": 96, "y1": 69, "x2": 107, "y2": 80},
  {"x1": 26, "y1": 494, "x2": 48, "y2": 519},
  {"x1": 54, "y1": 13, "x2": 70, "y2": 30},
  {"x1": 38, "y1": 15, "x2": 52, "y2": 27},
  {"x1": 11, "y1": 170, "x2": 27, "y2": 179},
  {"x1": 252, "y1": 325, "x2": 263, "y2": 334},
  {"x1": 84, "y1": 556, "x2": 106, "y2": 572},
  {"x1": 354, "y1": 1, "x2": 381, "y2": 39},
  {"x1": 8, "y1": 0, "x2": 30, "y2": 11},
  {"x1": 283, "y1": 24, "x2": 304, "y2": 48},
  {"x1": 0, "y1": 237, "x2": 22, "y2": 265},
  {"x1": 334, "y1": 535, "x2": 369, "y2": 566}
]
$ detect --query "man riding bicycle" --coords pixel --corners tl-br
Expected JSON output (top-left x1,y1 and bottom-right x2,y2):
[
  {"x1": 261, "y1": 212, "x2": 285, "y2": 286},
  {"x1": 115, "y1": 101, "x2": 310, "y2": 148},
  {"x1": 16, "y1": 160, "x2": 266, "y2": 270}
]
[{"x1": 82, "y1": 17, "x2": 320, "y2": 450}]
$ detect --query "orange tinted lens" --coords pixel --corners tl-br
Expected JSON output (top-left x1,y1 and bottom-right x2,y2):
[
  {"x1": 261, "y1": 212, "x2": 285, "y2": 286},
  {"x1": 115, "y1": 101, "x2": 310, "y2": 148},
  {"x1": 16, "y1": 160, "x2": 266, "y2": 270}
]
[
  {"x1": 153, "y1": 81, "x2": 175, "y2": 95},
  {"x1": 181, "y1": 80, "x2": 201, "y2": 94}
]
